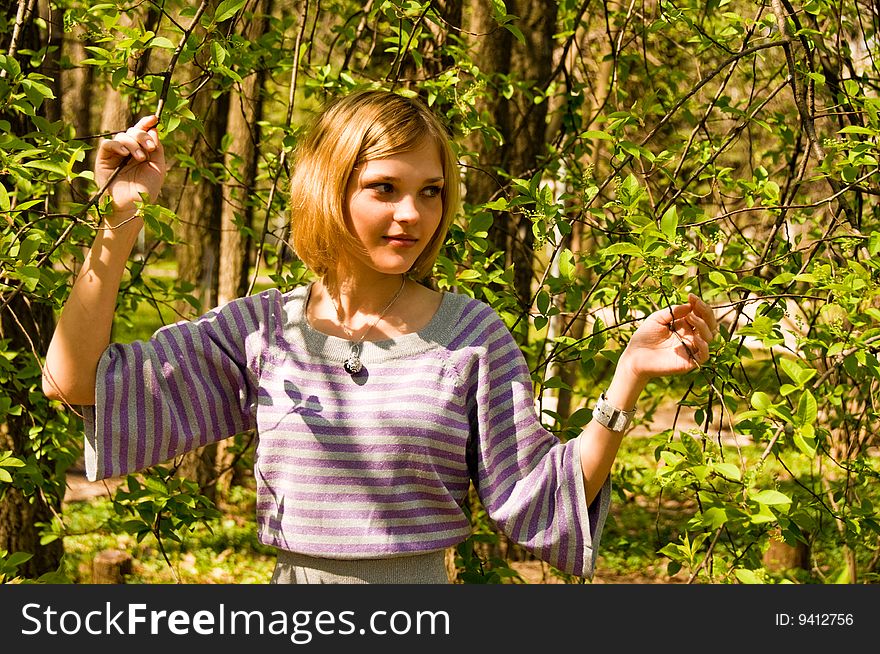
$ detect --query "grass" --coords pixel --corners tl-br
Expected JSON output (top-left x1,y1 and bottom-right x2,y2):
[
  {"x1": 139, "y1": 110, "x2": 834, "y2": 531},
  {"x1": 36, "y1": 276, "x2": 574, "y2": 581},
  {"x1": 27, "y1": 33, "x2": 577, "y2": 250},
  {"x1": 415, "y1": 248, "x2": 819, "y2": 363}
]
[{"x1": 62, "y1": 483, "x2": 277, "y2": 584}]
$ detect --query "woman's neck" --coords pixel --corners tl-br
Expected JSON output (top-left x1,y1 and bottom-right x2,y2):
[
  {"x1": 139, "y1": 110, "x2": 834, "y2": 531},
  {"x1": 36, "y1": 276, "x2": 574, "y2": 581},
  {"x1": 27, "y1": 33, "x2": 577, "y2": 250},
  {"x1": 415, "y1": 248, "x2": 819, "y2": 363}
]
[{"x1": 321, "y1": 270, "x2": 407, "y2": 326}]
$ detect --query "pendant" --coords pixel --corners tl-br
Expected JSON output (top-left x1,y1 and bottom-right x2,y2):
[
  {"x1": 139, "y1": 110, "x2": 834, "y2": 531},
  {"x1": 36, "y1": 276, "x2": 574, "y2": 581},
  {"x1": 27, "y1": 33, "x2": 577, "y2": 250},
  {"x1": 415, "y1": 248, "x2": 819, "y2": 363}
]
[{"x1": 343, "y1": 343, "x2": 363, "y2": 375}]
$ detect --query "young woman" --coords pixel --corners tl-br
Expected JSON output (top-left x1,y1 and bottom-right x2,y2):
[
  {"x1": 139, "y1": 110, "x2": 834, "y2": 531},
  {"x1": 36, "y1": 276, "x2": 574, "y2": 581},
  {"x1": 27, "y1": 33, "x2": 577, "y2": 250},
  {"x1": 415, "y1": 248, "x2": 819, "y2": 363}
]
[{"x1": 42, "y1": 89, "x2": 718, "y2": 584}]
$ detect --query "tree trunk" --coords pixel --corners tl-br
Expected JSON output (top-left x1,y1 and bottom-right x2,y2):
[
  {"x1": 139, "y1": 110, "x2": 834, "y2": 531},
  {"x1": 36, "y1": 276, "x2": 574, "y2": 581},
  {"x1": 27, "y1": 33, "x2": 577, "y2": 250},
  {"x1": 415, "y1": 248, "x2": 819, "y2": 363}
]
[
  {"x1": 213, "y1": 0, "x2": 273, "y2": 497},
  {"x1": 0, "y1": 296, "x2": 63, "y2": 579},
  {"x1": 552, "y1": 30, "x2": 614, "y2": 421},
  {"x1": 463, "y1": 0, "x2": 558, "y2": 312},
  {"x1": 171, "y1": 25, "x2": 230, "y2": 501},
  {"x1": 0, "y1": 0, "x2": 67, "y2": 580},
  {"x1": 218, "y1": 0, "x2": 271, "y2": 307},
  {"x1": 461, "y1": 0, "x2": 558, "y2": 564}
]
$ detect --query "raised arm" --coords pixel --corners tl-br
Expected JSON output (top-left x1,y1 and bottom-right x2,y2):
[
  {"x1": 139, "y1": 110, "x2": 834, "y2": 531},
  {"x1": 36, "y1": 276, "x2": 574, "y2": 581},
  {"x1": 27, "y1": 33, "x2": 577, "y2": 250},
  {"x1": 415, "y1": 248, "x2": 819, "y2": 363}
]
[
  {"x1": 42, "y1": 115, "x2": 166, "y2": 406},
  {"x1": 579, "y1": 294, "x2": 718, "y2": 503}
]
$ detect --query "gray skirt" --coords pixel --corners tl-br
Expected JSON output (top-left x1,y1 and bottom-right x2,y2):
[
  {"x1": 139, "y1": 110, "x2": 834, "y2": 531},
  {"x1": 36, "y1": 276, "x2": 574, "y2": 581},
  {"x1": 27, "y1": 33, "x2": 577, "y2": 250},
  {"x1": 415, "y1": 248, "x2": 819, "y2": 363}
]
[{"x1": 271, "y1": 549, "x2": 451, "y2": 584}]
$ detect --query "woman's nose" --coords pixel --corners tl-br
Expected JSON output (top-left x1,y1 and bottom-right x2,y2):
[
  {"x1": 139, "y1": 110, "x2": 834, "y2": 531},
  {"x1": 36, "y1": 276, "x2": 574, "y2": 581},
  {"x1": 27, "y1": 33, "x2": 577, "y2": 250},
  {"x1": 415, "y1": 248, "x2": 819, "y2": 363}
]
[{"x1": 394, "y1": 195, "x2": 419, "y2": 222}]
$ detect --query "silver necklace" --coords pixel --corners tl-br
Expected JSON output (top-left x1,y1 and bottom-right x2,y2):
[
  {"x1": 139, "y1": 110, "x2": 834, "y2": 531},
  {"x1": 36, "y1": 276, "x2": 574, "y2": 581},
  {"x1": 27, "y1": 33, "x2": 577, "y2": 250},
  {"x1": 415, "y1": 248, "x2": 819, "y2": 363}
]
[{"x1": 330, "y1": 276, "x2": 407, "y2": 375}]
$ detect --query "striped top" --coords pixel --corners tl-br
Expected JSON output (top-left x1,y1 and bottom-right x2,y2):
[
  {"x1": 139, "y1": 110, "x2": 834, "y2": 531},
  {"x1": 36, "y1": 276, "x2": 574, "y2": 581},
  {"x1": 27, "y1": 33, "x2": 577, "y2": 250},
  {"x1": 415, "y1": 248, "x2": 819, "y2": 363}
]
[{"x1": 83, "y1": 283, "x2": 610, "y2": 578}]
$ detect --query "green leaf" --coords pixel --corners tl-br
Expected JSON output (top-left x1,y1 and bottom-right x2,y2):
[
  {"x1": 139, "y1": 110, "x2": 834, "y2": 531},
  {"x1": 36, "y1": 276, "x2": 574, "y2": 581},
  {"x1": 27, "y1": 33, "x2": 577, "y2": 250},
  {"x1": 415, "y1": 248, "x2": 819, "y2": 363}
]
[
  {"x1": 604, "y1": 243, "x2": 642, "y2": 257},
  {"x1": 0, "y1": 182, "x2": 9, "y2": 211},
  {"x1": 503, "y1": 23, "x2": 526, "y2": 45},
  {"x1": 752, "y1": 489, "x2": 792, "y2": 506},
  {"x1": 558, "y1": 248, "x2": 576, "y2": 280},
  {"x1": 147, "y1": 36, "x2": 176, "y2": 50},
  {"x1": 15, "y1": 265, "x2": 41, "y2": 292},
  {"x1": 5, "y1": 552, "x2": 32, "y2": 568},
  {"x1": 700, "y1": 507, "x2": 728, "y2": 529},
  {"x1": 680, "y1": 432, "x2": 703, "y2": 464},
  {"x1": 750, "y1": 391, "x2": 772, "y2": 411},
  {"x1": 660, "y1": 206, "x2": 678, "y2": 240},
  {"x1": 796, "y1": 390, "x2": 817, "y2": 426},
  {"x1": 581, "y1": 130, "x2": 613, "y2": 140},
  {"x1": 793, "y1": 424, "x2": 817, "y2": 457},
  {"x1": 734, "y1": 568, "x2": 763, "y2": 584},
  {"x1": 214, "y1": 0, "x2": 246, "y2": 22},
  {"x1": 779, "y1": 357, "x2": 806, "y2": 386},
  {"x1": 838, "y1": 125, "x2": 876, "y2": 136},
  {"x1": 709, "y1": 271, "x2": 729, "y2": 287},
  {"x1": 713, "y1": 462, "x2": 741, "y2": 481},
  {"x1": 22, "y1": 160, "x2": 66, "y2": 177}
]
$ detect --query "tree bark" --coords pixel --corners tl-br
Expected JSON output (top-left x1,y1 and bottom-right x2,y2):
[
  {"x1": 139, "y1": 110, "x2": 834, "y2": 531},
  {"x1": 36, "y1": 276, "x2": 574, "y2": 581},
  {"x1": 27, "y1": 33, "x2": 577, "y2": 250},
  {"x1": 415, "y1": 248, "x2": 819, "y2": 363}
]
[
  {"x1": 213, "y1": 0, "x2": 273, "y2": 497},
  {"x1": 0, "y1": 296, "x2": 63, "y2": 579},
  {"x1": 0, "y1": 0, "x2": 65, "y2": 579},
  {"x1": 463, "y1": 0, "x2": 558, "y2": 312},
  {"x1": 170, "y1": 16, "x2": 230, "y2": 501}
]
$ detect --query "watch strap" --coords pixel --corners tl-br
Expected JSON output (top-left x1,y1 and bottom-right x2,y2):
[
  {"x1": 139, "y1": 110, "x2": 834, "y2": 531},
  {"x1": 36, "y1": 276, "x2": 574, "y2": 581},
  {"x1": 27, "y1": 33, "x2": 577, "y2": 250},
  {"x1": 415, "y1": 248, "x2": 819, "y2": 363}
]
[{"x1": 592, "y1": 392, "x2": 636, "y2": 433}]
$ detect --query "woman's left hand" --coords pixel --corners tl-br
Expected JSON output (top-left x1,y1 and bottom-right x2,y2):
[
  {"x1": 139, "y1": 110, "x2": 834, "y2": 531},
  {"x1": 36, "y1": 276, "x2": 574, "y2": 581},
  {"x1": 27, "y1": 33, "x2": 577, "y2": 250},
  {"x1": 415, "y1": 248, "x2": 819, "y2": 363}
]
[{"x1": 618, "y1": 293, "x2": 718, "y2": 382}]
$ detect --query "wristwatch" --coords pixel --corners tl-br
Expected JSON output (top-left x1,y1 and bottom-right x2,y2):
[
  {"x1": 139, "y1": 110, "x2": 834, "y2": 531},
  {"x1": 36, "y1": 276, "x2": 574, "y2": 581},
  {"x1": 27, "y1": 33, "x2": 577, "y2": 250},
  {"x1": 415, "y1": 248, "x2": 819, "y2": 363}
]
[{"x1": 592, "y1": 392, "x2": 636, "y2": 433}]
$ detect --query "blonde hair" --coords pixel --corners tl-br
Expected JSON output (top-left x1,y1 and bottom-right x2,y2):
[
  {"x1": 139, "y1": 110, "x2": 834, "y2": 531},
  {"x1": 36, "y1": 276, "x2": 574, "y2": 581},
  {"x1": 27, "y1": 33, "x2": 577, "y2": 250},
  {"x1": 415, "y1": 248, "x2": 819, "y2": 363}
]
[{"x1": 288, "y1": 89, "x2": 460, "y2": 282}]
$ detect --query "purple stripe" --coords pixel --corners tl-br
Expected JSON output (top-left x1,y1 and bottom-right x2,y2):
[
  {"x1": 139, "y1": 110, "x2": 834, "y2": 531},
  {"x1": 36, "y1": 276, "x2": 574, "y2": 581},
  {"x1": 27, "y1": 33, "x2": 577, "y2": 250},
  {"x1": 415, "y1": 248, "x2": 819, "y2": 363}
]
[
  {"x1": 256, "y1": 503, "x2": 464, "y2": 519},
  {"x1": 215, "y1": 300, "x2": 248, "y2": 364},
  {"x1": 553, "y1": 466, "x2": 569, "y2": 572},
  {"x1": 448, "y1": 300, "x2": 496, "y2": 346},
  {"x1": 485, "y1": 348, "x2": 521, "y2": 381},
  {"x1": 117, "y1": 346, "x2": 131, "y2": 474},
  {"x1": 133, "y1": 342, "x2": 146, "y2": 471},
  {"x1": 259, "y1": 519, "x2": 466, "y2": 537},
  {"x1": 267, "y1": 291, "x2": 288, "y2": 346},
  {"x1": 260, "y1": 431, "x2": 467, "y2": 454},
  {"x1": 256, "y1": 438, "x2": 466, "y2": 457},
  {"x1": 258, "y1": 455, "x2": 466, "y2": 478},
  {"x1": 257, "y1": 432, "x2": 467, "y2": 460},
  {"x1": 255, "y1": 405, "x2": 469, "y2": 431},
  {"x1": 486, "y1": 435, "x2": 550, "y2": 499},
  {"x1": 529, "y1": 480, "x2": 552, "y2": 546},
  {"x1": 153, "y1": 335, "x2": 194, "y2": 455},
  {"x1": 178, "y1": 325, "x2": 223, "y2": 448},
  {"x1": 197, "y1": 322, "x2": 249, "y2": 436},
  {"x1": 151, "y1": 349, "x2": 166, "y2": 468},
  {"x1": 267, "y1": 488, "x2": 458, "y2": 503},
  {"x1": 103, "y1": 349, "x2": 118, "y2": 478},
  {"x1": 166, "y1": 330, "x2": 210, "y2": 449},
  {"x1": 260, "y1": 470, "x2": 457, "y2": 489},
  {"x1": 210, "y1": 325, "x2": 251, "y2": 433},
  {"x1": 261, "y1": 368, "x2": 451, "y2": 395}
]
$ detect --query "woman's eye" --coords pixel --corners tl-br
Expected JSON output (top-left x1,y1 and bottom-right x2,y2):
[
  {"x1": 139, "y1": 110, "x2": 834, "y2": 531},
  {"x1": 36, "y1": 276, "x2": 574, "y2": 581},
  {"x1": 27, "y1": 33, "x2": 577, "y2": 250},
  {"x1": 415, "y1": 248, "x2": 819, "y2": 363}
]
[
  {"x1": 423, "y1": 185, "x2": 442, "y2": 198},
  {"x1": 369, "y1": 182, "x2": 394, "y2": 194}
]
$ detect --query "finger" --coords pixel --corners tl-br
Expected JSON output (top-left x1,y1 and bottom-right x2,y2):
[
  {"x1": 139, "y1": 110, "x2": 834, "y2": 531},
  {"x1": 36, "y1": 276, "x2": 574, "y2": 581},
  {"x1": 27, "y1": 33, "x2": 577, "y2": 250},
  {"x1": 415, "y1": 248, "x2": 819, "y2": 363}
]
[
  {"x1": 684, "y1": 312, "x2": 713, "y2": 342},
  {"x1": 678, "y1": 330, "x2": 709, "y2": 367},
  {"x1": 99, "y1": 139, "x2": 132, "y2": 159},
  {"x1": 688, "y1": 293, "x2": 718, "y2": 334},
  {"x1": 653, "y1": 302, "x2": 692, "y2": 326},
  {"x1": 145, "y1": 127, "x2": 162, "y2": 153},
  {"x1": 113, "y1": 132, "x2": 149, "y2": 161},
  {"x1": 133, "y1": 114, "x2": 159, "y2": 131},
  {"x1": 693, "y1": 334, "x2": 710, "y2": 364},
  {"x1": 128, "y1": 127, "x2": 157, "y2": 154}
]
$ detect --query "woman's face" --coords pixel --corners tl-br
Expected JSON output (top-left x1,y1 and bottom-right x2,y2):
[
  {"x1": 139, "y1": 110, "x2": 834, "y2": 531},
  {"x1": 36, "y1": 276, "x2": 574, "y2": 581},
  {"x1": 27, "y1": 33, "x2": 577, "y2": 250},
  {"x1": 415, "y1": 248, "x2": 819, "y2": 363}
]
[{"x1": 342, "y1": 138, "x2": 444, "y2": 279}]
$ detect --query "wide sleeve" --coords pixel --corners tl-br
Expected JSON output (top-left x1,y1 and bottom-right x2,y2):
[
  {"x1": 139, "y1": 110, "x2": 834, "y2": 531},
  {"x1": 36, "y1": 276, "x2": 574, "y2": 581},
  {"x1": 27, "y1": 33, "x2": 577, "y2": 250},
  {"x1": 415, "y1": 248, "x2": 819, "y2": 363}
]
[
  {"x1": 464, "y1": 305, "x2": 612, "y2": 579},
  {"x1": 81, "y1": 290, "x2": 276, "y2": 482}
]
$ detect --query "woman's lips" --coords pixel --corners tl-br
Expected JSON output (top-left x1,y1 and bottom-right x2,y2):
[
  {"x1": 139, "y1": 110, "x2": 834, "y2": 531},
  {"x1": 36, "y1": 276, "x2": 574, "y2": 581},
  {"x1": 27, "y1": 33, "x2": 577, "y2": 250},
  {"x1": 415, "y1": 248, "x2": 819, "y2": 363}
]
[{"x1": 383, "y1": 235, "x2": 418, "y2": 247}]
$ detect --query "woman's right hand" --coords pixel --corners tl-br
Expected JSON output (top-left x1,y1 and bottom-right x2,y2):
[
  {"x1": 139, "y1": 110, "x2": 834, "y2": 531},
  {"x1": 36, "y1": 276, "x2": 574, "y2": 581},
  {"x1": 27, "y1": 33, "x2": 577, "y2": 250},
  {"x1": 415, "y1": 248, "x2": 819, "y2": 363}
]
[{"x1": 95, "y1": 114, "x2": 166, "y2": 222}]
